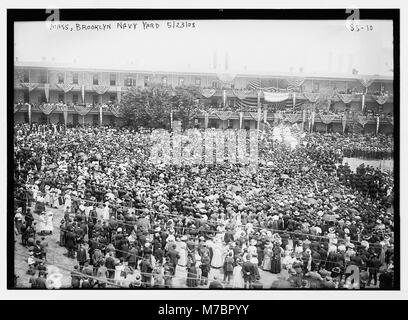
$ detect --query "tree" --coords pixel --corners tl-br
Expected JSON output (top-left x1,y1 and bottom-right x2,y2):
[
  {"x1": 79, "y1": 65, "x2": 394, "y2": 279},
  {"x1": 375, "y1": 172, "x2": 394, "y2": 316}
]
[
  {"x1": 170, "y1": 86, "x2": 204, "y2": 129},
  {"x1": 120, "y1": 85, "x2": 172, "y2": 129}
]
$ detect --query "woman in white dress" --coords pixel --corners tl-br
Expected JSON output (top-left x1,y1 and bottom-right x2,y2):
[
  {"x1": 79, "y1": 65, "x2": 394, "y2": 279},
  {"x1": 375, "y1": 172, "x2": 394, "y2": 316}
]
[
  {"x1": 176, "y1": 236, "x2": 188, "y2": 267},
  {"x1": 37, "y1": 212, "x2": 47, "y2": 235},
  {"x1": 210, "y1": 236, "x2": 224, "y2": 269},
  {"x1": 43, "y1": 185, "x2": 51, "y2": 206},
  {"x1": 232, "y1": 258, "x2": 244, "y2": 288}
]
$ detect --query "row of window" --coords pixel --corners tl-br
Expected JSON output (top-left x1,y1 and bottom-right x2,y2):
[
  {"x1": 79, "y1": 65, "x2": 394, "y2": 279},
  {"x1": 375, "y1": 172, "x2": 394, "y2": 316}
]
[{"x1": 19, "y1": 70, "x2": 204, "y2": 87}]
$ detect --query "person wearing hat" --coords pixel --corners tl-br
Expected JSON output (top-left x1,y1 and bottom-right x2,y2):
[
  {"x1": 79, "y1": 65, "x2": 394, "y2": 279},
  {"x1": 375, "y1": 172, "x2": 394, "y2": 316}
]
[
  {"x1": 165, "y1": 244, "x2": 180, "y2": 276},
  {"x1": 241, "y1": 255, "x2": 258, "y2": 289}
]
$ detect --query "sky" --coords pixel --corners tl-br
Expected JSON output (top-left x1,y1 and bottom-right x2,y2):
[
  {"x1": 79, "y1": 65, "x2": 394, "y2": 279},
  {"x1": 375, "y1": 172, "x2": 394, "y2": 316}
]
[{"x1": 14, "y1": 19, "x2": 394, "y2": 76}]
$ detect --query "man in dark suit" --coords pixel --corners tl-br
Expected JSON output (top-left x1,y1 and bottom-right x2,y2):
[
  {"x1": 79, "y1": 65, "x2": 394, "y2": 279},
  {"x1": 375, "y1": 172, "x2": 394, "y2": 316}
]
[
  {"x1": 65, "y1": 227, "x2": 77, "y2": 258},
  {"x1": 241, "y1": 255, "x2": 257, "y2": 289}
]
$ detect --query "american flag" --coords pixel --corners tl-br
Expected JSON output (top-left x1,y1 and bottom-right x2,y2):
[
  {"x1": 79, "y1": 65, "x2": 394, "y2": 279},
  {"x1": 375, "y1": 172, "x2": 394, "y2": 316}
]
[
  {"x1": 247, "y1": 79, "x2": 262, "y2": 90},
  {"x1": 234, "y1": 96, "x2": 259, "y2": 110}
]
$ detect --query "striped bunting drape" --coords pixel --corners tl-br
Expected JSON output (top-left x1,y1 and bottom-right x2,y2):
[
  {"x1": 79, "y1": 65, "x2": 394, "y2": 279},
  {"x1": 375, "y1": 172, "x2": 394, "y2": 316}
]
[
  {"x1": 73, "y1": 103, "x2": 95, "y2": 116},
  {"x1": 286, "y1": 78, "x2": 305, "y2": 91},
  {"x1": 283, "y1": 113, "x2": 302, "y2": 123},
  {"x1": 200, "y1": 88, "x2": 216, "y2": 98},
  {"x1": 319, "y1": 112, "x2": 337, "y2": 124},
  {"x1": 109, "y1": 104, "x2": 122, "y2": 117},
  {"x1": 304, "y1": 92, "x2": 320, "y2": 103},
  {"x1": 56, "y1": 83, "x2": 74, "y2": 93},
  {"x1": 359, "y1": 78, "x2": 375, "y2": 88},
  {"x1": 20, "y1": 82, "x2": 38, "y2": 92},
  {"x1": 38, "y1": 103, "x2": 57, "y2": 115},
  {"x1": 337, "y1": 93, "x2": 354, "y2": 104},
  {"x1": 232, "y1": 89, "x2": 252, "y2": 100},
  {"x1": 234, "y1": 96, "x2": 259, "y2": 110},
  {"x1": 372, "y1": 94, "x2": 388, "y2": 105},
  {"x1": 357, "y1": 115, "x2": 369, "y2": 127},
  {"x1": 247, "y1": 79, "x2": 262, "y2": 90}
]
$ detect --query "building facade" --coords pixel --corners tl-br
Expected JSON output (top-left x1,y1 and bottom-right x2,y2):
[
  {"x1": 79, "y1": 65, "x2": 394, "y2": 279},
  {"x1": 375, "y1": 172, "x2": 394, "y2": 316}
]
[{"x1": 13, "y1": 61, "x2": 394, "y2": 133}]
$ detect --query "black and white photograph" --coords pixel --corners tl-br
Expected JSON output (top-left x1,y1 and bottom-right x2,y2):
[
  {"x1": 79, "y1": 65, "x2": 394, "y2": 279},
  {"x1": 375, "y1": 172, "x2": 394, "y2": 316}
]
[{"x1": 6, "y1": 7, "x2": 402, "y2": 295}]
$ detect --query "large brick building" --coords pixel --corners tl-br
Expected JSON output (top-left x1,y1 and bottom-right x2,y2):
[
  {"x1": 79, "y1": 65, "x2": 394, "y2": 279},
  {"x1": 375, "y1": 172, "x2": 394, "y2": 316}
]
[{"x1": 13, "y1": 60, "x2": 394, "y2": 133}]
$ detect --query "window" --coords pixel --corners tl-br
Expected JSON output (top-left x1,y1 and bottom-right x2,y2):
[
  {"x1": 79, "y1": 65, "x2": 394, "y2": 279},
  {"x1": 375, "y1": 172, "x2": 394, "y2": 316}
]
[
  {"x1": 92, "y1": 95, "x2": 99, "y2": 105},
  {"x1": 195, "y1": 78, "x2": 201, "y2": 86},
  {"x1": 162, "y1": 76, "x2": 167, "y2": 85},
  {"x1": 93, "y1": 74, "x2": 99, "y2": 85},
  {"x1": 109, "y1": 94, "x2": 116, "y2": 103},
  {"x1": 72, "y1": 94, "x2": 78, "y2": 104},
  {"x1": 58, "y1": 73, "x2": 64, "y2": 84},
  {"x1": 23, "y1": 91, "x2": 29, "y2": 103},
  {"x1": 58, "y1": 93, "x2": 64, "y2": 103},
  {"x1": 179, "y1": 77, "x2": 184, "y2": 86},
  {"x1": 110, "y1": 73, "x2": 116, "y2": 86},
  {"x1": 144, "y1": 76, "x2": 149, "y2": 87},
  {"x1": 125, "y1": 76, "x2": 136, "y2": 87},
  {"x1": 39, "y1": 71, "x2": 47, "y2": 84},
  {"x1": 23, "y1": 70, "x2": 29, "y2": 82},
  {"x1": 72, "y1": 73, "x2": 79, "y2": 84}
]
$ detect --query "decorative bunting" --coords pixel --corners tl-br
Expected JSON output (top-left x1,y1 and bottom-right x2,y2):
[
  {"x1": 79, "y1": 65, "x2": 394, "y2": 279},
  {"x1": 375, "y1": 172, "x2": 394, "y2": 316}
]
[
  {"x1": 214, "y1": 110, "x2": 232, "y2": 121},
  {"x1": 56, "y1": 83, "x2": 74, "y2": 93},
  {"x1": 93, "y1": 85, "x2": 109, "y2": 95},
  {"x1": 284, "y1": 113, "x2": 301, "y2": 123},
  {"x1": 20, "y1": 83, "x2": 38, "y2": 92},
  {"x1": 263, "y1": 91, "x2": 289, "y2": 102},
  {"x1": 109, "y1": 104, "x2": 122, "y2": 117},
  {"x1": 200, "y1": 88, "x2": 216, "y2": 98},
  {"x1": 38, "y1": 103, "x2": 57, "y2": 115},
  {"x1": 372, "y1": 95, "x2": 389, "y2": 105},
  {"x1": 304, "y1": 92, "x2": 320, "y2": 103},
  {"x1": 232, "y1": 89, "x2": 252, "y2": 100},
  {"x1": 72, "y1": 104, "x2": 94, "y2": 116},
  {"x1": 319, "y1": 113, "x2": 337, "y2": 124},
  {"x1": 337, "y1": 93, "x2": 354, "y2": 104},
  {"x1": 14, "y1": 102, "x2": 30, "y2": 113},
  {"x1": 357, "y1": 115, "x2": 368, "y2": 127},
  {"x1": 286, "y1": 77, "x2": 305, "y2": 90},
  {"x1": 44, "y1": 83, "x2": 50, "y2": 102},
  {"x1": 358, "y1": 78, "x2": 375, "y2": 88}
]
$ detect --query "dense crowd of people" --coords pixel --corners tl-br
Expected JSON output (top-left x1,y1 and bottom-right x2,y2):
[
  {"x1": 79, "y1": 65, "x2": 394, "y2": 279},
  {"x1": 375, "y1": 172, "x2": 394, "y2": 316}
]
[{"x1": 13, "y1": 122, "x2": 395, "y2": 289}]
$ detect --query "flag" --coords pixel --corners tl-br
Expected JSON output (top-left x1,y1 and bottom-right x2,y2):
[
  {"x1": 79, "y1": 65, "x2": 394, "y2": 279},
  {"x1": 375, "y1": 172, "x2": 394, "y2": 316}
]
[
  {"x1": 234, "y1": 96, "x2": 258, "y2": 110},
  {"x1": 247, "y1": 79, "x2": 261, "y2": 90}
]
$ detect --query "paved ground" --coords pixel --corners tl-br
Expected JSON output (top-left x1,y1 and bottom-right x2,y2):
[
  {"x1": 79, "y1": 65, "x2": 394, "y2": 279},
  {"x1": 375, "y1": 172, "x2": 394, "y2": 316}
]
[{"x1": 14, "y1": 203, "x2": 282, "y2": 289}]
